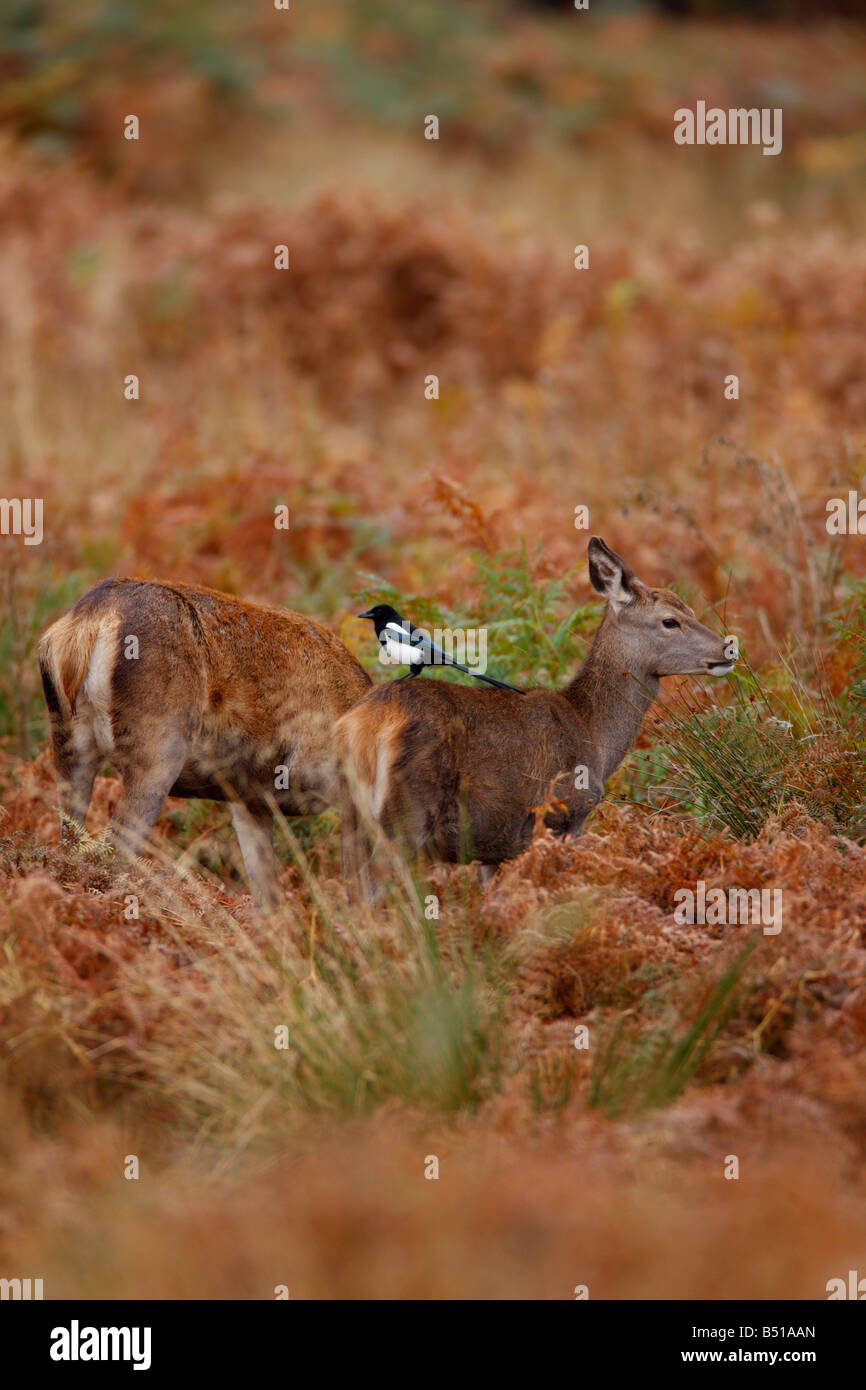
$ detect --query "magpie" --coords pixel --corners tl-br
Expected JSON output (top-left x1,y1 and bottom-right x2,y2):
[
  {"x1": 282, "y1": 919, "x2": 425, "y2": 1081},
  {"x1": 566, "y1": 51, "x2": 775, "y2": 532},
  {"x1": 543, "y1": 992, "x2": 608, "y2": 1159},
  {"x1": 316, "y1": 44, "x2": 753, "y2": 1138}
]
[{"x1": 359, "y1": 604, "x2": 524, "y2": 693}]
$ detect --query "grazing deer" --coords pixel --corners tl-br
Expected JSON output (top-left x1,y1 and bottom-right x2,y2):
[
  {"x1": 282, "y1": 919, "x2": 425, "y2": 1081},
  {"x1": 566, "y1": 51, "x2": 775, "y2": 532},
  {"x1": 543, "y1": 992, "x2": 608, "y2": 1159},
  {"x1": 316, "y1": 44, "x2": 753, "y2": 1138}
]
[
  {"x1": 38, "y1": 579, "x2": 371, "y2": 907},
  {"x1": 338, "y1": 537, "x2": 736, "y2": 892}
]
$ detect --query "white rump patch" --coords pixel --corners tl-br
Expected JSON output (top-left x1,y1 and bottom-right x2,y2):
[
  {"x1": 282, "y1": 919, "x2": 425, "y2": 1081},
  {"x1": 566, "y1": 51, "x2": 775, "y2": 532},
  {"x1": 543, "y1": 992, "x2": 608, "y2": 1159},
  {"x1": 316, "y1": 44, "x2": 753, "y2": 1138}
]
[
  {"x1": 79, "y1": 620, "x2": 118, "y2": 754},
  {"x1": 369, "y1": 739, "x2": 395, "y2": 820}
]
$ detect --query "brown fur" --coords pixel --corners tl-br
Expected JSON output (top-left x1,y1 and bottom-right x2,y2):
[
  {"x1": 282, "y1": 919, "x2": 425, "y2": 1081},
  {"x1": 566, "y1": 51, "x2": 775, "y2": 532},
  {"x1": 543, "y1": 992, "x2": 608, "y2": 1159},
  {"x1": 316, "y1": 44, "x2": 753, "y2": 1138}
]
[
  {"x1": 338, "y1": 538, "x2": 735, "y2": 891},
  {"x1": 39, "y1": 578, "x2": 372, "y2": 906}
]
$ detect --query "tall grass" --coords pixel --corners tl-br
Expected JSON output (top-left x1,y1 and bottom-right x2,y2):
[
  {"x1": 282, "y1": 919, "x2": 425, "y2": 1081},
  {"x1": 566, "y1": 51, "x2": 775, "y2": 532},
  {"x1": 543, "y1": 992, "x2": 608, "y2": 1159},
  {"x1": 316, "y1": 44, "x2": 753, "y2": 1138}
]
[
  {"x1": 0, "y1": 824, "x2": 511, "y2": 1153},
  {"x1": 0, "y1": 812, "x2": 788, "y2": 1159},
  {"x1": 589, "y1": 936, "x2": 760, "y2": 1117},
  {"x1": 624, "y1": 576, "x2": 866, "y2": 842}
]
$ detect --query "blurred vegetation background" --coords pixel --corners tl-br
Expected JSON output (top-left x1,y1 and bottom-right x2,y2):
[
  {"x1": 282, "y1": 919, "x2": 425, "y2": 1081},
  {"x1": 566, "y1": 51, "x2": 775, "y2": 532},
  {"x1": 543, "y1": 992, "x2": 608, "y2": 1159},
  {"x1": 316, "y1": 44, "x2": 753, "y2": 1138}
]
[{"x1": 3, "y1": 1, "x2": 866, "y2": 184}]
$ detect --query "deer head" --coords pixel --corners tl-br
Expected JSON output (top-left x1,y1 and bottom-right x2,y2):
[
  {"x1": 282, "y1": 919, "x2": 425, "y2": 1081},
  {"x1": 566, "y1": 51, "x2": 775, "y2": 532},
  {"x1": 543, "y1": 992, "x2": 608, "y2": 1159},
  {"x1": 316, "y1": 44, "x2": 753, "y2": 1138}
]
[{"x1": 587, "y1": 537, "x2": 735, "y2": 681}]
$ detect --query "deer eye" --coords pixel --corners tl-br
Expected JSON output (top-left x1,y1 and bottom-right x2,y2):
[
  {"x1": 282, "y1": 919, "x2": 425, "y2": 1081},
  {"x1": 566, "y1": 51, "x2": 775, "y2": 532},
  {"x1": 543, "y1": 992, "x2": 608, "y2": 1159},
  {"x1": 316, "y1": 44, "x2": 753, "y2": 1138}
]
[{"x1": 662, "y1": 617, "x2": 681, "y2": 629}]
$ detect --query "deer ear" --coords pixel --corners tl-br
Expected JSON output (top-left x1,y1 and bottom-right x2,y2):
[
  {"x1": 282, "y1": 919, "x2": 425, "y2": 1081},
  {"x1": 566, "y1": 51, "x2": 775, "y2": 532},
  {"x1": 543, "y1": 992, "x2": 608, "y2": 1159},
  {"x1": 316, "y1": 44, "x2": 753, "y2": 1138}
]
[{"x1": 587, "y1": 537, "x2": 637, "y2": 609}]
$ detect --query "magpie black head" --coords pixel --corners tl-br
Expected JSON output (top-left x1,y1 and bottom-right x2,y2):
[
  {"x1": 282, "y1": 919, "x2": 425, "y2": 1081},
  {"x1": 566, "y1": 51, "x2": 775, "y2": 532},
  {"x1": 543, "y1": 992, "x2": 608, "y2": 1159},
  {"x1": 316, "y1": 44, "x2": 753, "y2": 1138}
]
[{"x1": 359, "y1": 603, "x2": 403, "y2": 626}]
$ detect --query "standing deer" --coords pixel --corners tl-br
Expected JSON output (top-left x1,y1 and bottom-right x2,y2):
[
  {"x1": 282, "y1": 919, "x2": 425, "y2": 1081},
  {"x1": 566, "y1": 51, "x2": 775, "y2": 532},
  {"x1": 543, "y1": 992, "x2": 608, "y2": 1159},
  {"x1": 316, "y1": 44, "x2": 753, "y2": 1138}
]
[
  {"x1": 38, "y1": 579, "x2": 371, "y2": 907},
  {"x1": 338, "y1": 537, "x2": 736, "y2": 892}
]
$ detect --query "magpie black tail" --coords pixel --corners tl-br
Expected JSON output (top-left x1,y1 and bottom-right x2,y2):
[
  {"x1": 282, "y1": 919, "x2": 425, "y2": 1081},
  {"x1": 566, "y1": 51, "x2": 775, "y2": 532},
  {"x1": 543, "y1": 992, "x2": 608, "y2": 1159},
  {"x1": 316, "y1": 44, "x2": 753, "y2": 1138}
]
[
  {"x1": 471, "y1": 671, "x2": 524, "y2": 694},
  {"x1": 448, "y1": 659, "x2": 524, "y2": 694},
  {"x1": 427, "y1": 652, "x2": 524, "y2": 695}
]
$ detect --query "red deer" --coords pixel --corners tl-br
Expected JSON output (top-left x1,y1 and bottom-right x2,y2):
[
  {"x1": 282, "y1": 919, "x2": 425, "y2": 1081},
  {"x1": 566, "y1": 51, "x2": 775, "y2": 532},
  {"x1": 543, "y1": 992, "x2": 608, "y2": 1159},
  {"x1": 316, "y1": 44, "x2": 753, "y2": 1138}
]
[
  {"x1": 338, "y1": 538, "x2": 736, "y2": 893},
  {"x1": 38, "y1": 579, "x2": 371, "y2": 907}
]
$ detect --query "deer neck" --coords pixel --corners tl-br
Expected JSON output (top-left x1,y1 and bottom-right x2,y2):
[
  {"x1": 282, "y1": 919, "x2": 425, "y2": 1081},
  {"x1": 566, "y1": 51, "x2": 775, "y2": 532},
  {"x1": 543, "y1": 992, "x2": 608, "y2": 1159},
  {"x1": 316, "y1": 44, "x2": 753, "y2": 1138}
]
[{"x1": 562, "y1": 615, "x2": 659, "y2": 782}]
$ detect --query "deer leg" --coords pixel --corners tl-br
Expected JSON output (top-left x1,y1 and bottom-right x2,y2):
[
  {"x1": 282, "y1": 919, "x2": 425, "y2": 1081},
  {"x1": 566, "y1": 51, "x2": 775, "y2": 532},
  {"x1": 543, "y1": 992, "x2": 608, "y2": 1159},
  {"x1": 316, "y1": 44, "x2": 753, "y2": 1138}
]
[
  {"x1": 339, "y1": 786, "x2": 421, "y2": 908},
  {"x1": 60, "y1": 754, "x2": 101, "y2": 841},
  {"x1": 230, "y1": 802, "x2": 280, "y2": 910},
  {"x1": 371, "y1": 801, "x2": 430, "y2": 904},
  {"x1": 42, "y1": 686, "x2": 101, "y2": 841},
  {"x1": 340, "y1": 797, "x2": 380, "y2": 906},
  {"x1": 108, "y1": 743, "x2": 188, "y2": 862},
  {"x1": 55, "y1": 730, "x2": 102, "y2": 842}
]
